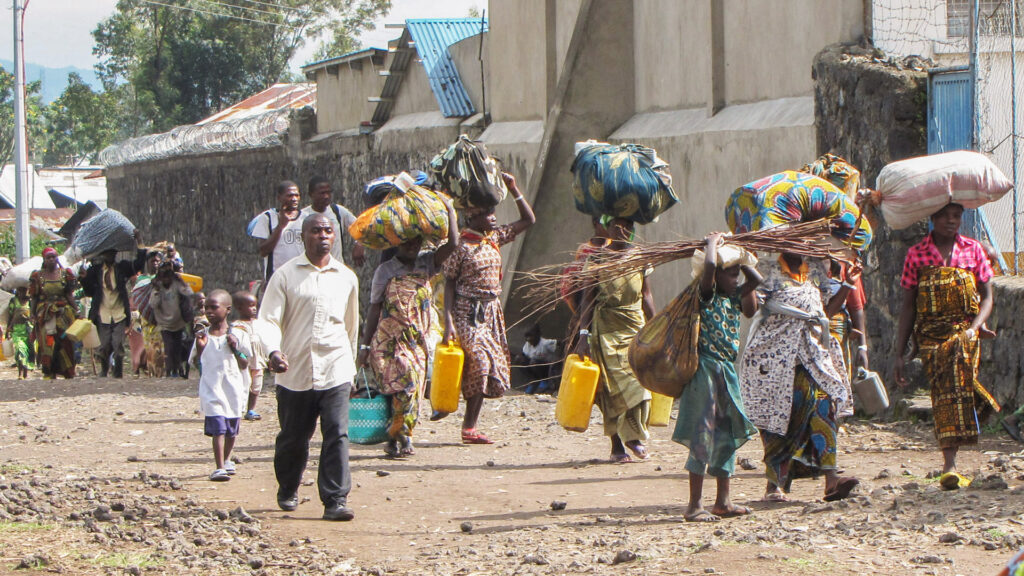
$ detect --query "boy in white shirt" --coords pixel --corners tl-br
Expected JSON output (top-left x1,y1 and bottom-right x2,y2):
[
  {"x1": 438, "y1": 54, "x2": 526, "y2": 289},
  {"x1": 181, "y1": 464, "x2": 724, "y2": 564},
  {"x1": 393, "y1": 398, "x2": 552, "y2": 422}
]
[
  {"x1": 191, "y1": 289, "x2": 251, "y2": 482},
  {"x1": 231, "y1": 290, "x2": 267, "y2": 421}
]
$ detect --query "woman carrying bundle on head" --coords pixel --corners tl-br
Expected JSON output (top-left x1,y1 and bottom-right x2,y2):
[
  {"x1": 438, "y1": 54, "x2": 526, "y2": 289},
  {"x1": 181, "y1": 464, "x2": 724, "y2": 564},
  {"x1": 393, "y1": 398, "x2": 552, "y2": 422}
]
[
  {"x1": 893, "y1": 202, "x2": 999, "y2": 490},
  {"x1": 673, "y1": 233, "x2": 761, "y2": 522},
  {"x1": 29, "y1": 247, "x2": 80, "y2": 379},
  {"x1": 357, "y1": 196, "x2": 459, "y2": 458},
  {"x1": 441, "y1": 172, "x2": 535, "y2": 444},
  {"x1": 739, "y1": 252, "x2": 861, "y2": 502},
  {"x1": 575, "y1": 217, "x2": 656, "y2": 463}
]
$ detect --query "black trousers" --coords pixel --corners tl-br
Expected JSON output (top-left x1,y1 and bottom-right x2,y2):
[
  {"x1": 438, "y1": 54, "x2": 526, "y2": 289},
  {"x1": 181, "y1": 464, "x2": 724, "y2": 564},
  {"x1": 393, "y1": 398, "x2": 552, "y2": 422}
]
[
  {"x1": 160, "y1": 329, "x2": 188, "y2": 375},
  {"x1": 275, "y1": 383, "x2": 351, "y2": 507},
  {"x1": 97, "y1": 319, "x2": 127, "y2": 377}
]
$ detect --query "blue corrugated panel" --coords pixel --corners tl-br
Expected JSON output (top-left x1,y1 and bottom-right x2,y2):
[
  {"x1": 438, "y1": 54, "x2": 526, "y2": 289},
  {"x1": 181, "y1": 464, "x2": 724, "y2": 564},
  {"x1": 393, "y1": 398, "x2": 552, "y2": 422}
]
[{"x1": 406, "y1": 18, "x2": 488, "y2": 118}]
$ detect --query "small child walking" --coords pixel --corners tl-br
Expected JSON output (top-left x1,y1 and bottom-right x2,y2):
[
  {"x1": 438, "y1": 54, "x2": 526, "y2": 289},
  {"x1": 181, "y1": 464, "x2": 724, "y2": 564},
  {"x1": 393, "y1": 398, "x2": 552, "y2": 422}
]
[
  {"x1": 5, "y1": 287, "x2": 35, "y2": 378},
  {"x1": 673, "y1": 233, "x2": 761, "y2": 522},
  {"x1": 190, "y1": 289, "x2": 250, "y2": 482},
  {"x1": 231, "y1": 291, "x2": 266, "y2": 421}
]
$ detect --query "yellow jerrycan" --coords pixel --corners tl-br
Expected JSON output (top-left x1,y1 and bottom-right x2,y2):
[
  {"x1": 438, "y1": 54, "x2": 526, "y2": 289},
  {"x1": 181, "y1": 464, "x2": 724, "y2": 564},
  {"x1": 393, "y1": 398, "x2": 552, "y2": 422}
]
[
  {"x1": 648, "y1": 392, "x2": 674, "y2": 427},
  {"x1": 555, "y1": 354, "x2": 601, "y2": 432},
  {"x1": 430, "y1": 341, "x2": 464, "y2": 414}
]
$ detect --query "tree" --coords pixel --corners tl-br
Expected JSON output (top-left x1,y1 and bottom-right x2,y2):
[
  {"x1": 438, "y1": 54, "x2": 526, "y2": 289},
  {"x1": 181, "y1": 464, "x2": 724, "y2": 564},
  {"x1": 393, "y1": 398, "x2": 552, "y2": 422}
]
[
  {"x1": 0, "y1": 65, "x2": 46, "y2": 166},
  {"x1": 93, "y1": 0, "x2": 391, "y2": 132},
  {"x1": 42, "y1": 73, "x2": 120, "y2": 166}
]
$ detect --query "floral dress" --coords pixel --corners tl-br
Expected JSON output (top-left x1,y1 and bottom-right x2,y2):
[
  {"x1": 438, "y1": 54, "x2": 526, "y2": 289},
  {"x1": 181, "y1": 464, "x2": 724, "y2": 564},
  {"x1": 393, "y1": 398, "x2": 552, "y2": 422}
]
[{"x1": 28, "y1": 268, "x2": 78, "y2": 378}]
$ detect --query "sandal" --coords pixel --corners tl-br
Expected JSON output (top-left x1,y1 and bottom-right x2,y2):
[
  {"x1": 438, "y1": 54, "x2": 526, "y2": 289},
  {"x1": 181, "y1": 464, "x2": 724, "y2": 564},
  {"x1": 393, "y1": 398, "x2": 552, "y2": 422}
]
[
  {"x1": 824, "y1": 477, "x2": 860, "y2": 502},
  {"x1": 399, "y1": 437, "x2": 415, "y2": 456},
  {"x1": 383, "y1": 439, "x2": 400, "y2": 458},
  {"x1": 711, "y1": 504, "x2": 751, "y2": 518},
  {"x1": 939, "y1": 472, "x2": 971, "y2": 491},
  {"x1": 461, "y1": 429, "x2": 494, "y2": 444},
  {"x1": 762, "y1": 492, "x2": 789, "y2": 503},
  {"x1": 610, "y1": 452, "x2": 633, "y2": 464},
  {"x1": 1002, "y1": 419, "x2": 1024, "y2": 444},
  {"x1": 624, "y1": 440, "x2": 650, "y2": 460},
  {"x1": 684, "y1": 510, "x2": 721, "y2": 523}
]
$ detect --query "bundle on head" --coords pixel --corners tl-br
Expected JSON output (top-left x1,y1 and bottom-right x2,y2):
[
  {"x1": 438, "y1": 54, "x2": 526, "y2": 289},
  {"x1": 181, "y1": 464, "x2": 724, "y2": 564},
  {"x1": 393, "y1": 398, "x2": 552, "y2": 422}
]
[
  {"x1": 517, "y1": 219, "x2": 843, "y2": 318},
  {"x1": 349, "y1": 172, "x2": 450, "y2": 250}
]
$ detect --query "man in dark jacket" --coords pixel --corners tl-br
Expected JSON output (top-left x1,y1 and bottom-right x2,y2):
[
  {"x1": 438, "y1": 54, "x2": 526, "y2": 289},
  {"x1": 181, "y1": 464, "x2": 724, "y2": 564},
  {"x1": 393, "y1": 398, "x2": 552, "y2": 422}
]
[{"x1": 81, "y1": 230, "x2": 146, "y2": 378}]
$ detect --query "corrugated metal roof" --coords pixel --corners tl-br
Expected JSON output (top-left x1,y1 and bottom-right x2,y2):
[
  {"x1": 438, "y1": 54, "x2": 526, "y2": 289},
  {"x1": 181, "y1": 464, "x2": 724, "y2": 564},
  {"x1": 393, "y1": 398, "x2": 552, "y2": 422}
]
[
  {"x1": 301, "y1": 48, "x2": 387, "y2": 76},
  {"x1": 407, "y1": 18, "x2": 486, "y2": 118},
  {"x1": 198, "y1": 83, "x2": 316, "y2": 125},
  {"x1": 371, "y1": 18, "x2": 486, "y2": 125}
]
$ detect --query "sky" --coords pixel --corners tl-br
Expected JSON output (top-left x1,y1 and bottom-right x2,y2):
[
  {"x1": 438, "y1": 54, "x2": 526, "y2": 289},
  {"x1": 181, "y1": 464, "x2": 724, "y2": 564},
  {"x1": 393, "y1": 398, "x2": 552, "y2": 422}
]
[{"x1": 0, "y1": 0, "x2": 485, "y2": 73}]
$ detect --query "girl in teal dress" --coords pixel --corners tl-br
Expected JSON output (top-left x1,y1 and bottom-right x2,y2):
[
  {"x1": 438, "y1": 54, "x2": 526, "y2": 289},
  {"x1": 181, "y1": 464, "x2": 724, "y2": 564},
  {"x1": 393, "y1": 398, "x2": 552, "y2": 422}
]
[{"x1": 672, "y1": 233, "x2": 761, "y2": 522}]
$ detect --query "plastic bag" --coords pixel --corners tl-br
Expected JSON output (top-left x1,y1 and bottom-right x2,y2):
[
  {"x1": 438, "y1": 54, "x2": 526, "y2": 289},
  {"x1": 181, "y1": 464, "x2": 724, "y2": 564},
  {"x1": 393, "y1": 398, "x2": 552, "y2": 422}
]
[
  {"x1": 875, "y1": 151, "x2": 1012, "y2": 230},
  {"x1": 365, "y1": 170, "x2": 429, "y2": 206},
  {"x1": 349, "y1": 173, "x2": 450, "y2": 250},
  {"x1": 65, "y1": 210, "x2": 137, "y2": 263},
  {"x1": 429, "y1": 134, "x2": 507, "y2": 209},
  {"x1": 628, "y1": 280, "x2": 701, "y2": 398},
  {"x1": 571, "y1": 141, "x2": 678, "y2": 224},
  {"x1": 725, "y1": 170, "x2": 873, "y2": 250}
]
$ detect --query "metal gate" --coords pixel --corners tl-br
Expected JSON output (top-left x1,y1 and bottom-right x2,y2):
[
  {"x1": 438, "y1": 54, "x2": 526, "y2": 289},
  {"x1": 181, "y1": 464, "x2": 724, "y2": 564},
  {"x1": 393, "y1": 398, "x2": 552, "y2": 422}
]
[{"x1": 928, "y1": 68, "x2": 1005, "y2": 268}]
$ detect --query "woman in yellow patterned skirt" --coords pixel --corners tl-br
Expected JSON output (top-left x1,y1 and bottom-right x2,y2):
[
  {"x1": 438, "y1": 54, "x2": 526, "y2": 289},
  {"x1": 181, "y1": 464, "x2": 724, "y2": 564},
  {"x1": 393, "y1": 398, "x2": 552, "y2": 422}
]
[{"x1": 894, "y1": 203, "x2": 999, "y2": 490}]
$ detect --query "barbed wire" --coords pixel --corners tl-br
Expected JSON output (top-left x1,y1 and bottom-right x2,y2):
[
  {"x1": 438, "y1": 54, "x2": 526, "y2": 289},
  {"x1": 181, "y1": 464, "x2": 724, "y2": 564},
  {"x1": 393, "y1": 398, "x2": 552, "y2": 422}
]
[{"x1": 99, "y1": 109, "x2": 296, "y2": 167}]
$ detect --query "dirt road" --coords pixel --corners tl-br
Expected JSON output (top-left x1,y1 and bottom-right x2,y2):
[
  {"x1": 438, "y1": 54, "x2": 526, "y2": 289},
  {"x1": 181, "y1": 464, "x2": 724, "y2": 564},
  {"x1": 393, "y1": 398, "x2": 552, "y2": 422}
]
[{"x1": 0, "y1": 370, "x2": 1021, "y2": 575}]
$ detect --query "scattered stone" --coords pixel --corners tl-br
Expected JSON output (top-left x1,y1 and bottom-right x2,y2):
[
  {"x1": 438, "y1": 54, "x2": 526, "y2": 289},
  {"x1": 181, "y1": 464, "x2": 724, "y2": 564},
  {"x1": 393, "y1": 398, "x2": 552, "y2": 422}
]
[
  {"x1": 486, "y1": 461, "x2": 495, "y2": 467},
  {"x1": 229, "y1": 507, "x2": 254, "y2": 523},
  {"x1": 939, "y1": 532, "x2": 961, "y2": 544},
  {"x1": 912, "y1": 555, "x2": 944, "y2": 564},
  {"x1": 93, "y1": 504, "x2": 113, "y2": 522},
  {"x1": 115, "y1": 411, "x2": 125, "y2": 416},
  {"x1": 738, "y1": 457, "x2": 757, "y2": 471},
  {"x1": 550, "y1": 501, "x2": 567, "y2": 511},
  {"x1": 376, "y1": 470, "x2": 390, "y2": 477},
  {"x1": 522, "y1": 553, "x2": 548, "y2": 565},
  {"x1": 875, "y1": 469, "x2": 892, "y2": 479},
  {"x1": 15, "y1": 553, "x2": 49, "y2": 569},
  {"x1": 460, "y1": 522, "x2": 473, "y2": 533},
  {"x1": 126, "y1": 455, "x2": 139, "y2": 462},
  {"x1": 612, "y1": 550, "x2": 637, "y2": 565},
  {"x1": 248, "y1": 557, "x2": 264, "y2": 569}
]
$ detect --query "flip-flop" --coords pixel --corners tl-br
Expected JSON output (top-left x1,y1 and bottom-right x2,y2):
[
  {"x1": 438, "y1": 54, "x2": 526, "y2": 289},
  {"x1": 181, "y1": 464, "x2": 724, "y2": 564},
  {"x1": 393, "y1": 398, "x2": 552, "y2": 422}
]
[
  {"x1": 1002, "y1": 419, "x2": 1024, "y2": 444},
  {"x1": 940, "y1": 472, "x2": 971, "y2": 490},
  {"x1": 609, "y1": 452, "x2": 633, "y2": 464},
  {"x1": 711, "y1": 505, "x2": 752, "y2": 518},
  {"x1": 684, "y1": 510, "x2": 721, "y2": 523},
  {"x1": 624, "y1": 441, "x2": 650, "y2": 460},
  {"x1": 762, "y1": 492, "x2": 789, "y2": 503},
  {"x1": 824, "y1": 477, "x2": 860, "y2": 502},
  {"x1": 461, "y1": 429, "x2": 494, "y2": 444}
]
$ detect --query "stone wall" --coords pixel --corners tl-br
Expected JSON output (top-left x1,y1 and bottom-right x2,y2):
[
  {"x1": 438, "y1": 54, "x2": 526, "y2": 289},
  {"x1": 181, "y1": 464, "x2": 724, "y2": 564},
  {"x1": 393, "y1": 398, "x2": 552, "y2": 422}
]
[
  {"x1": 812, "y1": 42, "x2": 929, "y2": 385},
  {"x1": 981, "y1": 278, "x2": 1024, "y2": 413}
]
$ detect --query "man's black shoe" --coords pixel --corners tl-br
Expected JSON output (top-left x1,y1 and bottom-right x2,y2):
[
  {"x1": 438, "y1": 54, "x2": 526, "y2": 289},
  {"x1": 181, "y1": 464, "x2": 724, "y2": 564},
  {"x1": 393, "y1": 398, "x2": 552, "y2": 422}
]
[
  {"x1": 322, "y1": 503, "x2": 354, "y2": 521},
  {"x1": 277, "y1": 494, "x2": 298, "y2": 511}
]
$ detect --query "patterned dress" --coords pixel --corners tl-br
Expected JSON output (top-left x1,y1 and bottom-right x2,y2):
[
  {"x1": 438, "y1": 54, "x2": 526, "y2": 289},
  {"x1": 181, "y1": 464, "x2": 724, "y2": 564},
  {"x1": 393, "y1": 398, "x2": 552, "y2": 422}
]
[
  {"x1": 672, "y1": 292, "x2": 756, "y2": 477},
  {"x1": 370, "y1": 271, "x2": 434, "y2": 440},
  {"x1": 900, "y1": 233, "x2": 998, "y2": 448},
  {"x1": 739, "y1": 257, "x2": 850, "y2": 491},
  {"x1": 443, "y1": 226, "x2": 518, "y2": 399},
  {"x1": 7, "y1": 296, "x2": 35, "y2": 371},
  {"x1": 28, "y1": 268, "x2": 78, "y2": 379},
  {"x1": 590, "y1": 269, "x2": 651, "y2": 443}
]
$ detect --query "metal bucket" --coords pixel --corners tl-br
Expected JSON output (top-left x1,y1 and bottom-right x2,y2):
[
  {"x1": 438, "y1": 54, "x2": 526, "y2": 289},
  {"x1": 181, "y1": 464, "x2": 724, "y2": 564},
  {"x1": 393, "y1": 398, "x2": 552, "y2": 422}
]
[{"x1": 853, "y1": 368, "x2": 890, "y2": 415}]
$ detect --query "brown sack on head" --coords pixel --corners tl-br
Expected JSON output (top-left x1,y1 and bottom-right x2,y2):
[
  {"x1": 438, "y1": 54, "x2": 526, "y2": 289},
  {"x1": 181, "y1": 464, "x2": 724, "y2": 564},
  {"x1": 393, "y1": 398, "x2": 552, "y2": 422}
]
[{"x1": 628, "y1": 279, "x2": 701, "y2": 398}]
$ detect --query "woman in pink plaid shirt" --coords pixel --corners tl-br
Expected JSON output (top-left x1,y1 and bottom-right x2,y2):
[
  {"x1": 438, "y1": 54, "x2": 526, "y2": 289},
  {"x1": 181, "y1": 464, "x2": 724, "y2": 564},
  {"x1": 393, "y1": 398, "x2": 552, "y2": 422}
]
[{"x1": 893, "y1": 202, "x2": 1000, "y2": 491}]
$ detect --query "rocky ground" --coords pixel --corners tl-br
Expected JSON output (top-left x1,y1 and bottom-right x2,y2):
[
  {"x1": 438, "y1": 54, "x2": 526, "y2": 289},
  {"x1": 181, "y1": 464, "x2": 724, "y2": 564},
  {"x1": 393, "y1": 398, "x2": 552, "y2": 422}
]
[{"x1": 0, "y1": 367, "x2": 1021, "y2": 575}]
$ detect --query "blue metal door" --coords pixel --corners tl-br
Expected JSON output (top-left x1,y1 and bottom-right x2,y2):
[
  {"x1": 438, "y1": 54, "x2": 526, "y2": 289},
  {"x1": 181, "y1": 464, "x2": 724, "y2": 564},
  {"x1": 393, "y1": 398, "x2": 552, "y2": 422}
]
[{"x1": 928, "y1": 69, "x2": 1005, "y2": 269}]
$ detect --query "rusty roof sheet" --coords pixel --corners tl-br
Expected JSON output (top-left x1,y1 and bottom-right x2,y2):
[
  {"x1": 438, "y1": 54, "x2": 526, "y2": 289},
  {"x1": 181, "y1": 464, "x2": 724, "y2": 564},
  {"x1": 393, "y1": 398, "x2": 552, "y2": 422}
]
[{"x1": 197, "y1": 83, "x2": 316, "y2": 125}]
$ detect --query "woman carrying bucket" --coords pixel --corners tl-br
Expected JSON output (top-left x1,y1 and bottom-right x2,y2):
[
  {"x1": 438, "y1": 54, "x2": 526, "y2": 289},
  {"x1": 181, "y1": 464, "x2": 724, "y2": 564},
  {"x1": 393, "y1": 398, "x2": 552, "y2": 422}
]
[{"x1": 357, "y1": 197, "x2": 459, "y2": 458}]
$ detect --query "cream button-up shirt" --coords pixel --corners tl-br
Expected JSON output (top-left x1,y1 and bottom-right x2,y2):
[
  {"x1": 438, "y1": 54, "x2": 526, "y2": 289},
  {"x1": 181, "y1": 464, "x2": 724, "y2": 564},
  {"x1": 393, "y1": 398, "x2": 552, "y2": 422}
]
[{"x1": 257, "y1": 253, "x2": 359, "y2": 392}]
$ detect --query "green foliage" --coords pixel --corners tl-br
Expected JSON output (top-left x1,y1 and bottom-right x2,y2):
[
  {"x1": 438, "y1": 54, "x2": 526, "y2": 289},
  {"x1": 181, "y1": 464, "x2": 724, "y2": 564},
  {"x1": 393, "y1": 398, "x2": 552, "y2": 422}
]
[
  {"x1": 0, "y1": 65, "x2": 47, "y2": 166},
  {"x1": 0, "y1": 225, "x2": 53, "y2": 261},
  {"x1": 93, "y1": 0, "x2": 391, "y2": 132},
  {"x1": 42, "y1": 73, "x2": 121, "y2": 165}
]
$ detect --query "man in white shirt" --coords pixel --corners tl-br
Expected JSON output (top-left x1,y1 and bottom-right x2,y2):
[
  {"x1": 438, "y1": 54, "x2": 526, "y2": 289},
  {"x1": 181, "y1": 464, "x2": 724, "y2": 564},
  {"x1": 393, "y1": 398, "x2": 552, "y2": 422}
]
[
  {"x1": 246, "y1": 181, "x2": 303, "y2": 282},
  {"x1": 302, "y1": 176, "x2": 366, "y2": 268},
  {"x1": 258, "y1": 212, "x2": 359, "y2": 522}
]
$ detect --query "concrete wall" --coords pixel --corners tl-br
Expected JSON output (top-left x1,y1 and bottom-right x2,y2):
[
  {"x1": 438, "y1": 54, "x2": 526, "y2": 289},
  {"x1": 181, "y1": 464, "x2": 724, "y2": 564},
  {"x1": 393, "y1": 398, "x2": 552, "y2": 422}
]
[
  {"x1": 390, "y1": 57, "x2": 440, "y2": 117},
  {"x1": 311, "y1": 55, "x2": 386, "y2": 134},
  {"x1": 486, "y1": 0, "x2": 548, "y2": 121},
  {"x1": 450, "y1": 34, "x2": 488, "y2": 116},
  {"x1": 633, "y1": 0, "x2": 711, "y2": 112}
]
